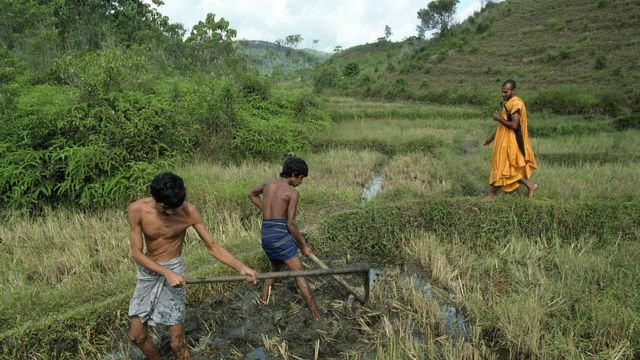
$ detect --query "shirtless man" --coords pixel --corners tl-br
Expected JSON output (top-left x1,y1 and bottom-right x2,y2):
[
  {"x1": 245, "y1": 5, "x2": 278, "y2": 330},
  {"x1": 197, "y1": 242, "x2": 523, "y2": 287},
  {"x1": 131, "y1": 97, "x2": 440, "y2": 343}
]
[
  {"x1": 127, "y1": 172, "x2": 257, "y2": 360},
  {"x1": 247, "y1": 155, "x2": 320, "y2": 320}
]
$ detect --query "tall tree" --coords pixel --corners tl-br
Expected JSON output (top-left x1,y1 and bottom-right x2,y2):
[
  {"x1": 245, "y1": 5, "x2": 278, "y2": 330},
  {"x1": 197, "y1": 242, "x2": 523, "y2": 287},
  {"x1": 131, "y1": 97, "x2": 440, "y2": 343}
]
[
  {"x1": 384, "y1": 25, "x2": 392, "y2": 40},
  {"x1": 186, "y1": 13, "x2": 237, "y2": 69},
  {"x1": 284, "y1": 34, "x2": 303, "y2": 48},
  {"x1": 416, "y1": 0, "x2": 459, "y2": 38}
]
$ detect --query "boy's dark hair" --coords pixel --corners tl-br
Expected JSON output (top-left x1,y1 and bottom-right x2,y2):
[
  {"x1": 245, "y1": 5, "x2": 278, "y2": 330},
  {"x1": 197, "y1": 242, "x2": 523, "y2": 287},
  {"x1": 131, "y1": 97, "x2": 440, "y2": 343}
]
[
  {"x1": 150, "y1": 172, "x2": 186, "y2": 208},
  {"x1": 502, "y1": 79, "x2": 517, "y2": 89},
  {"x1": 280, "y1": 154, "x2": 308, "y2": 178}
]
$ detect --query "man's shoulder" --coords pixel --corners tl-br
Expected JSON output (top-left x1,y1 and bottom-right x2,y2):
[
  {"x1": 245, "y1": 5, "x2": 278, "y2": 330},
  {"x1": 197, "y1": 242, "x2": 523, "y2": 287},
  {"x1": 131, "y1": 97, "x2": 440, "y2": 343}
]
[
  {"x1": 507, "y1": 97, "x2": 526, "y2": 111},
  {"x1": 128, "y1": 198, "x2": 151, "y2": 212}
]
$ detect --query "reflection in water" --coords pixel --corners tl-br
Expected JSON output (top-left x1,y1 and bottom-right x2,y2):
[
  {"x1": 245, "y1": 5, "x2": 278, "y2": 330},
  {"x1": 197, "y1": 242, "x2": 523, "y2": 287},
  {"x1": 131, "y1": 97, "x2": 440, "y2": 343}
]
[
  {"x1": 362, "y1": 175, "x2": 383, "y2": 203},
  {"x1": 412, "y1": 276, "x2": 472, "y2": 342}
]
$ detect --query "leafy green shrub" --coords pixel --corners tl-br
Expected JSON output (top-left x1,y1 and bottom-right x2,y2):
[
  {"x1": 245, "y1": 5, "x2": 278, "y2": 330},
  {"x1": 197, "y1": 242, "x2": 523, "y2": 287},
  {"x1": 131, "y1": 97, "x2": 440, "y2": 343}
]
[
  {"x1": 53, "y1": 49, "x2": 150, "y2": 102},
  {"x1": 613, "y1": 112, "x2": 640, "y2": 130},
  {"x1": 416, "y1": 87, "x2": 493, "y2": 107},
  {"x1": 238, "y1": 74, "x2": 270, "y2": 100},
  {"x1": 476, "y1": 22, "x2": 490, "y2": 34},
  {"x1": 2, "y1": 83, "x2": 188, "y2": 210},
  {"x1": 12, "y1": 85, "x2": 84, "y2": 148},
  {"x1": 529, "y1": 87, "x2": 600, "y2": 114},
  {"x1": 594, "y1": 55, "x2": 607, "y2": 70},
  {"x1": 343, "y1": 62, "x2": 360, "y2": 77},
  {"x1": 547, "y1": 18, "x2": 567, "y2": 30},
  {"x1": 392, "y1": 77, "x2": 410, "y2": 99},
  {"x1": 313, "y1": 64, "x2": 339, "y2": 92},
  {"x1": 232, "y1": 116, "x2": 307, "y2": 160},
  {"x1": 540, "y1": 47, "x2": 572, "y2": 63},
  {"x1": 292, "y1": 92, "x2": 331, "y2": 124}
]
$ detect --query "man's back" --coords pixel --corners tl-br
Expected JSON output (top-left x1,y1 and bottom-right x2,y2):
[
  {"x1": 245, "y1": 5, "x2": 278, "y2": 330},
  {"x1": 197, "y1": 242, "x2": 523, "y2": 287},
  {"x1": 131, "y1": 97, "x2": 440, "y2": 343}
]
[{"x1": 261, "y1": 180, "x2": 295, "y2": 219}]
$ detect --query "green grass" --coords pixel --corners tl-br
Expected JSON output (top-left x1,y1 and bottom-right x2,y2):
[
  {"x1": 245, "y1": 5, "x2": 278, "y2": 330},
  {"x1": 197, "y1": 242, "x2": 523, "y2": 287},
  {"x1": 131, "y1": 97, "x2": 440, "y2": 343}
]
[{"x1": 3, "y1": 97, "x2": 640, "y2": 358}]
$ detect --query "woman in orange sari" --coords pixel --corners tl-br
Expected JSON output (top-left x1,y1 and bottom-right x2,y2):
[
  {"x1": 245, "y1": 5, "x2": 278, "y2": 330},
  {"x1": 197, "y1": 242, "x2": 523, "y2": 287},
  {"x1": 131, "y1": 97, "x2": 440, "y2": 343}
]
[{"x1": 483, "y1": 80, "x2": 538, "y2": 200}]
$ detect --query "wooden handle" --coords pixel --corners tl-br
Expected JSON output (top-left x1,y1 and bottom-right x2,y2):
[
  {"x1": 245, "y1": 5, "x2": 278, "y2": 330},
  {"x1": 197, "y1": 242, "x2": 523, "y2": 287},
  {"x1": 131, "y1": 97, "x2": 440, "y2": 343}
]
[
  {"x1": 187, "y1": 264, "x2": 369, "y2": 284},
  {"x1": 308, "y1": 254, "x2": 366, "y2": 304}
]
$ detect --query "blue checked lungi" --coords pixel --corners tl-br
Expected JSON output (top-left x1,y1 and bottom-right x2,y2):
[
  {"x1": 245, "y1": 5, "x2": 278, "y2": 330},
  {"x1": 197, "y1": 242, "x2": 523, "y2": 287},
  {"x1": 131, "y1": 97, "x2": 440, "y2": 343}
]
[{"x1": 261, "y1": 219, "x2": 298, "y2": 261}]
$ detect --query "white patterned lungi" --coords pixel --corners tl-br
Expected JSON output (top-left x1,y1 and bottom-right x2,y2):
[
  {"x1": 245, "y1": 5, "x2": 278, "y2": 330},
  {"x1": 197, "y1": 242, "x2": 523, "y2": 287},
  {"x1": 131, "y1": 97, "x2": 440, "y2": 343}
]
[{"x1": 128, "y1": 257, "x2": 185, "y2": 326}]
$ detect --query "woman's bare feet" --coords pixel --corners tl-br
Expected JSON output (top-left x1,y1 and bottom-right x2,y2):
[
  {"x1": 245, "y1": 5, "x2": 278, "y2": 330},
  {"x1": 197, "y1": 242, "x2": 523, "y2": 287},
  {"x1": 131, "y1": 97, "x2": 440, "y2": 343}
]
[{"x1": 528, "y1": 183, "x2": 538, "y2": 198}]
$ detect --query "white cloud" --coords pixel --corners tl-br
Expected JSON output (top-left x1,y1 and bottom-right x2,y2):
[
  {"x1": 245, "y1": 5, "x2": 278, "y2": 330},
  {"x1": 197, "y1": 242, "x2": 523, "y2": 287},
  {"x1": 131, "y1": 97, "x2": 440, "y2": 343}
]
[{"x1": 145, "y1": 0, "x2": 500, "y2": 52}]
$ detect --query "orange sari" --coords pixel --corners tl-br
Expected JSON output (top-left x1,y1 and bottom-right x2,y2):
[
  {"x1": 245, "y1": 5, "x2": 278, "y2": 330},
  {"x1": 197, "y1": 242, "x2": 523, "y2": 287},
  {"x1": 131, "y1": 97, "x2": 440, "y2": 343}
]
[{"x1": 489, "y1": 96, "x2": 537, "y2": 192}]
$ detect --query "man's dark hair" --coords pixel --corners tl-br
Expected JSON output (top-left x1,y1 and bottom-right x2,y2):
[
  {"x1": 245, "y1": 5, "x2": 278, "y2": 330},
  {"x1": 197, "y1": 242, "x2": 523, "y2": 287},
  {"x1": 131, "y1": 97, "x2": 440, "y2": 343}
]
[
  {"x1": 150, "y1": 172, "x2": 186, "y2": 208},
  {"x1": 280, "y1": 154, "x2": 308, "y2": 178},
  {"x1": 502, "y1": 79, "x2": 517, "y2": 89}
]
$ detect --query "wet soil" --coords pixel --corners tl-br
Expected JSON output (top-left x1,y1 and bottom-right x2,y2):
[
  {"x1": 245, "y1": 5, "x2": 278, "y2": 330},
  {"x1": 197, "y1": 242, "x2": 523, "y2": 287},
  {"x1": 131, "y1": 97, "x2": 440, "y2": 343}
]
[
  {"x1": 109, "y1": 255, "x2": 385, "y2": 359},
  {"x1": 106, "y1": 254, "x2": 474, "y2": 359}
]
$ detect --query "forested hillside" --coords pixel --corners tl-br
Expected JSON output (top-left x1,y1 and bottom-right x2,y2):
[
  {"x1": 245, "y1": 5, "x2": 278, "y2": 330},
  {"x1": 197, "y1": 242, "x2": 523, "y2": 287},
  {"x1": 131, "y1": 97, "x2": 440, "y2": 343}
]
[
  {"x1": 316, "y1": 0, "x2": 640, "y2": 114},
  {"x1": 237, "y1": 39, "x2": 329, "y2": 76},
  {"x1": 0, "y1": 0, "x2": 328, "y2": 211}
]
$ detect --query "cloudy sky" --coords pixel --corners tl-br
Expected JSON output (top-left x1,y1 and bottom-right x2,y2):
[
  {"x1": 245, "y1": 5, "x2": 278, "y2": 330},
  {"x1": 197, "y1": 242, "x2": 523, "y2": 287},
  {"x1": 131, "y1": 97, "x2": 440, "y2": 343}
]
[{"x1": 145, "y1": 0, "x2": 497, "y2": 52}]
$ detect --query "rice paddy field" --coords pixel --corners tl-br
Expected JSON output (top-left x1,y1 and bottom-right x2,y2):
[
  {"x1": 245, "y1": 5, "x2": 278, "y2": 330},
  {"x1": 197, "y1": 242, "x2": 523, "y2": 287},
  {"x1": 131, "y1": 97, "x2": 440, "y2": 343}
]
[{"x1": 1, "y1": 97, "x2": 639, "y2": 359}]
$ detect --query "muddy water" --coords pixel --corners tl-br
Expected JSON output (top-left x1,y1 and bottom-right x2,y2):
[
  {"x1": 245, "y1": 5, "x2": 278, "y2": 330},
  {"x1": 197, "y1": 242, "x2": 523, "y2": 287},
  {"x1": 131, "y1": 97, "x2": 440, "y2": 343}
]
[
  {"x1": 362, "y1": 162, "x2": 386, "y2": 203},
  {"x1": 361, "y1": 175, "x2": 383, "y2": 203},
  {"x1": 412, "y1": 276, "x2": 472, "y2": 342}
]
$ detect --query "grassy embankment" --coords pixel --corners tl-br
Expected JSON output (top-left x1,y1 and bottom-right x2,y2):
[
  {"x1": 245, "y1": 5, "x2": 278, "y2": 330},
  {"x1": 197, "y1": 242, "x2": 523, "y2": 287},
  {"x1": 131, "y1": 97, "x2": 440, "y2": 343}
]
[{"x1": 2, "y1": 97, "x2": 639, "y2": 358}]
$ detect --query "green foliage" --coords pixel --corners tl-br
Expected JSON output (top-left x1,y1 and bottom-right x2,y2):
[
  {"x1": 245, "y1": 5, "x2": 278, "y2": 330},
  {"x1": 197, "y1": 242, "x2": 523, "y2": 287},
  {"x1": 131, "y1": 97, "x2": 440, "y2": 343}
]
[
  {"x1": 613, "y1": 112, "x2": 640, "y2": 130},
  {"x1": 343, "y1": 62, "x2": 361, "y2": 77},
  {"x1": 417, "y1": 0, "x2": 460, "y2": 37},
  {"x1": 322, "y1": 199, "x2": 640, "y2": 256},
  {"x1": 186, "y1": 12, "x2": 237, "y2": 69},
  {"x1": 238, "y1": 74, "x2": 270, "y2": 100},
  {"x1": 594, "y1": 55, "x2": 607, "y2": 70},
  {"x1": 529, "y1": 86, "x2": 601, "y2": 114},
  {"x1": 547, "y1": 18, "x2": 567, "y2": 30},
  {"x1": 293, "y1": 92, "x2": 331, "y2": 123},
  {"x1": 313, "y1": 64, "x2": 339, "y2": 92},
  {"x1": 1, "y1": 293, "x2": 129, "y2": 359},
  {"x1": 232, "y1": 117, "x2": 307, "y2": 160},
  {"x1": 1, "y1": 83, "x2": 185, "y2": 209}
]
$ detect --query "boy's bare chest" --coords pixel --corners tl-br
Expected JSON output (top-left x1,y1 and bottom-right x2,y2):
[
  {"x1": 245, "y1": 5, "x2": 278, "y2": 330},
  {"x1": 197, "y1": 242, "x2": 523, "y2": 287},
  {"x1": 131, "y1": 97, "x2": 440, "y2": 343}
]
[{"x1": 141, "y1": 214, "x2": 191, "y2": 241}]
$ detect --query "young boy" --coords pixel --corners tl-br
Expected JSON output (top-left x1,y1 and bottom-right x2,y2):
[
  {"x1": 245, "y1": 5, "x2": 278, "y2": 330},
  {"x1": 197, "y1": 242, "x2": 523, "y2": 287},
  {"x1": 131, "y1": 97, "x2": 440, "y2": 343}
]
[
  {"x1": 247, "y1": 155, "x2": 320, "y2": 320},
  {"x1": 127, "y1": 172, "x2": 257, "y2": 360}
]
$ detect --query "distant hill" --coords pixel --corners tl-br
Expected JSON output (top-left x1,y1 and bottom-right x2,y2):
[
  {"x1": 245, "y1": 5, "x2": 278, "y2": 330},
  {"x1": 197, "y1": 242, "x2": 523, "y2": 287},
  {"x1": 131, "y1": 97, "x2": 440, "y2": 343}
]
[
  {"x1": 237, "y1": 40, "x2": 330, "y2": 76},
  {"x1": 318, "y1": 0, "x2": 640, "y2": 114}
]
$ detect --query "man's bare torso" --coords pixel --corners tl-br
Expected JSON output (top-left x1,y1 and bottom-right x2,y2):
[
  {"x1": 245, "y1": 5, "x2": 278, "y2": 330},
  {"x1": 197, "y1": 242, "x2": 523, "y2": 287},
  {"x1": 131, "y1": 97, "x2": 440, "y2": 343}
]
[
  {"x1": 131, "y1": 197, "x2": 196, "y2": 262},
  {"x1": 261, "y1": 180, "x2": 295, "y2": 219}
]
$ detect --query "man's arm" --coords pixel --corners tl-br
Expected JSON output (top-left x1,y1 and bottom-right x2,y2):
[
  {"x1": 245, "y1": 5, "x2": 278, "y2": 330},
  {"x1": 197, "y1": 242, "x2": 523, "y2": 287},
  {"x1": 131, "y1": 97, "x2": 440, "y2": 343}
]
[
  {"x1": 127, "y1": 203, "x2": 185, "y2": 287},
  {"x1": 286, "y1": 191, "x2": 311, "y2": 257},
  {"x1": 189, "y1": 205, "x2": 257, "y2": 283},
  {"x1": 492, "y1": 110, "x2": 520, "y2": 130},
  {"x1": 247, "y1": 183, "x2": 265, "y2": 210},
  {"x1": 483, "y1": 133, "x2": 496, "y2": 146}
]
